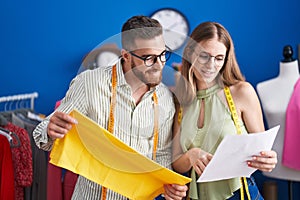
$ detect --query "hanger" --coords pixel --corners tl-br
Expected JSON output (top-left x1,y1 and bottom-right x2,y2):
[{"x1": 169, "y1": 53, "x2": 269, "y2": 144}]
[
  {"x1": 0, "y1": 128, "x2": 12, "y2": 144},
  {"x1": 0, "y1": 127, "x2": 21, "y2": 148}
]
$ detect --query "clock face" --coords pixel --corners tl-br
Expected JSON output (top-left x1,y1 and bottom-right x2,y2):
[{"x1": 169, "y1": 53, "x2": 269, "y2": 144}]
[
  {"x1": 151, "y1": 8, "x2": 189, "y2": 51},
  {"x1": 96, "y1": 51, "x2": 119, "y2": 67}
]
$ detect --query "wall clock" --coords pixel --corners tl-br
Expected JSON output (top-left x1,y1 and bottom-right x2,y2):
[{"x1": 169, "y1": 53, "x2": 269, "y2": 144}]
[
  {"x1": 81, "y1": 43, "x2": 121, "y2": 72},
  {"x1": 151, "y1": 8, "x2": 189, "y2": 51}
]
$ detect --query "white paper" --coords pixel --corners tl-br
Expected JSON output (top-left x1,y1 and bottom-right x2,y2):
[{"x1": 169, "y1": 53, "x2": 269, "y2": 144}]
[{"x1": 197, "y1": 125, "x2": 280, "y2": 182}]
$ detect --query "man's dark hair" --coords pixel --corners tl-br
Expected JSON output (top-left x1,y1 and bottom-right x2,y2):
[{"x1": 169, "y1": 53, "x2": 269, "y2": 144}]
[{"x1": 121, "y1": 15, "x2": 163, "y2": 51}]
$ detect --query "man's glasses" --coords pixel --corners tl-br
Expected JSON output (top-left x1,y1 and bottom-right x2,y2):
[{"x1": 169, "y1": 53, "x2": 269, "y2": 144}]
[
  {"x1": 198, "y1": 51, "x2": 225, "y2": 68},
  {"x1": 129, "y1": 48, "x2": 171, "y2": 67}
]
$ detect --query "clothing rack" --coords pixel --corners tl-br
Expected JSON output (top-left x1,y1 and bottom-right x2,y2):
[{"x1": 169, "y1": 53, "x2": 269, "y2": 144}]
[{"x1": 0, "y1": 92, "x2": 38, "y2": 110}]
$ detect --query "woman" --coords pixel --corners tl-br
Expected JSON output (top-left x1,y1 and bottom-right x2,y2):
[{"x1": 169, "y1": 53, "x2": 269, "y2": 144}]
[{"x1": 172, "y1": 21, "x2": 277, "y2": 199}]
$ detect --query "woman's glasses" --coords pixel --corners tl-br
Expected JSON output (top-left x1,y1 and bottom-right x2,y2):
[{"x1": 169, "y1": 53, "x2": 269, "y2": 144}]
[{"x1": 197, "y1": 51, "x2": 225, "y2": 67}]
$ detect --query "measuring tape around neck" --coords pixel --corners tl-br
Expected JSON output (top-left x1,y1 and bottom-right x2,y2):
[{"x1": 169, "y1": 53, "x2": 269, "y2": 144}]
[
  {"x1": 224, "y1": 86, "x2": 250, "y2": 200},
  {"x1": 101, "y1": 65, "x2": 159, "y2": 200},
  {"x1": 224, "y1": 86, "x2": 242, "y2": 135}
]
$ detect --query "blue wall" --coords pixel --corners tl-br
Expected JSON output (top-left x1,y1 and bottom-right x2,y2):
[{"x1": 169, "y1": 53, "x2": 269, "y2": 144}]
[{"x1": 1, "y1": 0, "x2": 300, "y2": 199}]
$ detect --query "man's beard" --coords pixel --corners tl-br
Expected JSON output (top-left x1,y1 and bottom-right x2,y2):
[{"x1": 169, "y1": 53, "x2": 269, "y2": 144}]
[{"x1": 131, "y1": 60, "x2": 162, "y2": 87}]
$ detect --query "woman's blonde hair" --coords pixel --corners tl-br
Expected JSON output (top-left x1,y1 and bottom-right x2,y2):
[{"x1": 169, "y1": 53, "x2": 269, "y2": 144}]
[{"x1": 174, "y1": 21, "x2": 245, "y2": 105}]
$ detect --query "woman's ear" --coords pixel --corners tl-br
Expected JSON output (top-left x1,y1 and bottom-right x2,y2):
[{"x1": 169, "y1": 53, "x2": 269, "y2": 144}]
[
  {"x1": 185, "y1": 46, "x2": 196, "y2": 64},
  {"x1": 184, "y1": 46, "x2": 194, "y2": 58}
]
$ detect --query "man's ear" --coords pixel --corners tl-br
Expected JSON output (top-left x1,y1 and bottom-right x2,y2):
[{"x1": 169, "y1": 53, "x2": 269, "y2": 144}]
[{"x1": 121, "y1": 49, "x2": 130, "y2": 61}]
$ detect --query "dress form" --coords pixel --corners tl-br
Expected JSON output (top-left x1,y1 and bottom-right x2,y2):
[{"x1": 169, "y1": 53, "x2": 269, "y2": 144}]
[{"x1": 256, "y1": 45, "x2": 300, "y2": 181}]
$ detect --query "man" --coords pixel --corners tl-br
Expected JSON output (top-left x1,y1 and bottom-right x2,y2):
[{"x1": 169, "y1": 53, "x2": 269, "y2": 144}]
[{"x1": 33, "y1": 15, "x2": 188, "y2": 200}]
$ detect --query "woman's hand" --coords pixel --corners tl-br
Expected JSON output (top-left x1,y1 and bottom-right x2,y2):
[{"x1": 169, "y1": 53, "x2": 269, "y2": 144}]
[
  {"x1": 247, "y1": 150, "x2": 277, "y2": 172},
  {"x1": 187, "y1": 148, "x2": 213, "y2": 176},
  {"x1": 164, "y1": 184, "x2": 188, "y2": 200}
]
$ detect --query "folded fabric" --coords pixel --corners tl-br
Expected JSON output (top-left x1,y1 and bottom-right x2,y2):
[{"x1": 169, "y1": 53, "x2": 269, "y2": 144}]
[{"x1": 50, "y1": 109, "x2": 191, "y2": 200}]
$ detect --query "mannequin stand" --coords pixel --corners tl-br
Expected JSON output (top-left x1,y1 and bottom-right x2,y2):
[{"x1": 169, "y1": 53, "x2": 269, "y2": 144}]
[{"x1": 288, "y1": 180, "x2": 293, "y2": 200}]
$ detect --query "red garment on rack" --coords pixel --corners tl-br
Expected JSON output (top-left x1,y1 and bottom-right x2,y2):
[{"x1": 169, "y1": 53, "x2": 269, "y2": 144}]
[
  {"x1": 0, "y1": 135, "x2": 15, "y2": 200},
  {"x1": 3, "y1": 122, "x2": 33, "y2": 200},
  {"x1": 47, "y1": 162, "x2": 78, "y2": 200}
]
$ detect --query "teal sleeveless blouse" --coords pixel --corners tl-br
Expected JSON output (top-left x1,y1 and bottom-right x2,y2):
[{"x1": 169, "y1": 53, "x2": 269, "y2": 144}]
[{"x1": 180, "y1": 84, "x2": 248, "y2": 200}]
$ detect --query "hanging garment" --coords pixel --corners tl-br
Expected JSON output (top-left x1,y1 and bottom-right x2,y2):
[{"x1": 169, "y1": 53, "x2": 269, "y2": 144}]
[
  {"x1": 47, "y1": 160, "x2": 78, "y2": 200},
  {"x1": 2, "y1": 122, "x2": 33, "y2": 200},
  {"x1": 16, "y1": 112, "x2": 47, "y2": 200},
  {"x1": 0, "y1": 93, "x2": 40, "y2": 199},
  {"x1": 2, "y1": 111, "x2": 47, "y2": 200},
  {"x1": 0, "y1": 134, "x2": 15, "y2": 200},
  {"x1": 282, "y1": 78, "x2": 300, "y2": 170}
]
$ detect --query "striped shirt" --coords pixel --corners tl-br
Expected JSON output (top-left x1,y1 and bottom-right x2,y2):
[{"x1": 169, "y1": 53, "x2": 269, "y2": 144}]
[{"x1": 33, "y1": 59, "x2": 175, "y2": 200}]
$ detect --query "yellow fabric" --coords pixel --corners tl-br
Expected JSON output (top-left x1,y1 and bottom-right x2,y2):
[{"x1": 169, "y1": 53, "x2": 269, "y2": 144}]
[{"x1": 50, "y1": 109, "x2": 191, "y2": 200}]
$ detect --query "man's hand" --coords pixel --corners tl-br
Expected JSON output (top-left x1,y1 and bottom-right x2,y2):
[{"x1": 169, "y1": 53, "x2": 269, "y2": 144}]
[
  {"x1": 163, "y1": 184, "x2": 188, "y2": 200},
  {"x1": 47, "y1": 111, "x2": 78, "y2": 140}
]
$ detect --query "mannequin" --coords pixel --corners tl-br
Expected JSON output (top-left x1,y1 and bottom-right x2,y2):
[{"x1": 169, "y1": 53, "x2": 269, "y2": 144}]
[{"x1": 256, "y1": 45, "x2": 300, "y2": 181}]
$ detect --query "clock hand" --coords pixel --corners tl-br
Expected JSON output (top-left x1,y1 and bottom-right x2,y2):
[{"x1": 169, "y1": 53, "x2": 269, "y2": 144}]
[{"x1": 165, "y1": 22, "x2": 178, "y2": 31}]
